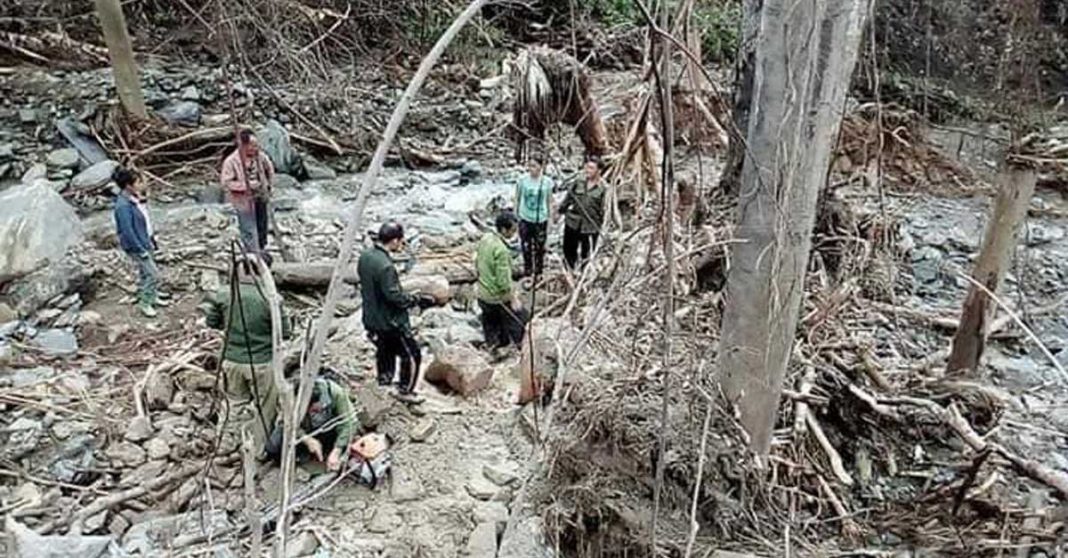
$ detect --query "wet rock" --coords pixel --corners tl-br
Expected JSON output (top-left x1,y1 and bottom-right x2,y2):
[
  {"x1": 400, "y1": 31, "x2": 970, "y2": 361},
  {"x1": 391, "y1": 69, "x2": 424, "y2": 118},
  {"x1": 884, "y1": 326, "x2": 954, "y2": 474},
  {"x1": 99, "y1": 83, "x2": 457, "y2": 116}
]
[
  {"x1": 258, "y1": 119, "x2": 304, "y2": 177},
  {"x1": 466, "y1": 474, "x2": 500, "y2": 501},
  {"x1": 70, "y1": 160, "x2": 120, "y2": 192},
  {"x1": 273, "y1": 173, "x2": 300, "y2": 191},
  {"x1": 425, "y1": 346, "x2": 494, "y2": 397},
  {"x1": 46, "y1": 148, "x2": 80, "y2": 169},
  {"x1": 409, "y1": 417, "x2": 436, "y2": 442},
  {"x1": 483, "y1": 462, "x2": 521, "y2": 487},
  {"x1": 107, "y1": 441, "x2": 147, "y2": 467},
  {"x1": 21, "y1": 163, "x2": 47, "y2": 184},
  {"x1": 145, "y1": 438, "x2": 170, "y2": 461},
  {"x1": 30, "y1": 329, "x2": 78, "y2": 357},
  {"x1": 157, "y1": 101, "x2": 202, "y2": 127},
  {"x1": 6, "y1": 418, "x2": 43, "y2": 460},
  {"x1": 0, "y1": 182, "x2": 83, "y2": 282},
  {"x1": 464, "y1": 522, "x2": 498, "y2": 556},
  {"x1": 303, "y1": 156, "x2": 337, "y2": 180}
]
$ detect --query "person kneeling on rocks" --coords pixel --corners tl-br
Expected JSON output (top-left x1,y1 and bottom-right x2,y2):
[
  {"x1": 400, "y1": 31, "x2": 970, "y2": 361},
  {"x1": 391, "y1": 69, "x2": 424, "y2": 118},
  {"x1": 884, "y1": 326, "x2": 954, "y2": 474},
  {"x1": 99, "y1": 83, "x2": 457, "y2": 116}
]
[
  {"x1": 265, "y1": 377, "x2": 358, "y2": 472},
  {"x1": 476, "y1": 211, "x2": 528, "y2": 358}
]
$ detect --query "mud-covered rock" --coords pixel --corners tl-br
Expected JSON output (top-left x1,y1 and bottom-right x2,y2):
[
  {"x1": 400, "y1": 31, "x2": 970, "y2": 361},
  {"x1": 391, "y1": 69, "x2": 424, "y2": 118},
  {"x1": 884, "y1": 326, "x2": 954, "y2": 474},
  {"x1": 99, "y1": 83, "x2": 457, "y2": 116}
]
[{"x1": 425, "y1": 346, "x2": 494, "y2": 396}]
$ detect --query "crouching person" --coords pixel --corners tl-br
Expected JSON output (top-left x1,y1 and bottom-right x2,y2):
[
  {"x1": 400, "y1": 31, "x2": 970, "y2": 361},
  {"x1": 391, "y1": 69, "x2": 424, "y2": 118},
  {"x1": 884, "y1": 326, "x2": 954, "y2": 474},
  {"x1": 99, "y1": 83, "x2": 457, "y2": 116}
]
[{"x1": 265, "y1": 377, "x2": 358, "y2": 472}]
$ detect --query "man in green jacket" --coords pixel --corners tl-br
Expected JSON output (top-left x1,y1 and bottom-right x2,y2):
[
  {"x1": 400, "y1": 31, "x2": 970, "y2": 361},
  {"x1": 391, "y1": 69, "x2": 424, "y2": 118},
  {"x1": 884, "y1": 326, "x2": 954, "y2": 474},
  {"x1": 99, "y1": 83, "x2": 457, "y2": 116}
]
[
  {"x1": 265, "y1": 377, "x2": 358, "y2": 472},
  {"x1": 558, "y1": 158, "x2": 606, "y2": 269},
  {"x1": 476, "y1": 211, "x2": 527, "y2": 354},
  {"x1": 357, "y1": 222, "x2": 435, "y2": 396},
  {"x1": 203, "y1": 255, "x2": 291, "y2": 455}
]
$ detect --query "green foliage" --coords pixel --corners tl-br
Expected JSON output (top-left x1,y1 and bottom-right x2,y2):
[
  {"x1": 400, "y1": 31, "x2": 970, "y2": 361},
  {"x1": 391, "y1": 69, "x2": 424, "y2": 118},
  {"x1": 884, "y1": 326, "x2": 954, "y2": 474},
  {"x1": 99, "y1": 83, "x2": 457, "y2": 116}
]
[
  {"x1": 693, "y1": 1, "x2": 741, "y2": 63},
  {"x1": 587, "y1": 0, "x2": 639, "y2": 27}
]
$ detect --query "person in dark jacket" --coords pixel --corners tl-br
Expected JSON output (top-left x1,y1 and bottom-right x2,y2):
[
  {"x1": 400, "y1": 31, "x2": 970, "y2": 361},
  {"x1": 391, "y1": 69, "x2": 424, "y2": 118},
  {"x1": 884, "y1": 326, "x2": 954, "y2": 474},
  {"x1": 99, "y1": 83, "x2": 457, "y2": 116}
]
[
  {"x1": 357, "y1": 222, "x2": 435, "y2": 398},
  {"x1": 558, "y1": 159, "x2": 606, "y2": 270},
  {"x1": 203, "y1": 254, "x2": 292, "y2": 455},
  {"x1": 113, "y1": 168, "x2": 168, "y2": 317}
]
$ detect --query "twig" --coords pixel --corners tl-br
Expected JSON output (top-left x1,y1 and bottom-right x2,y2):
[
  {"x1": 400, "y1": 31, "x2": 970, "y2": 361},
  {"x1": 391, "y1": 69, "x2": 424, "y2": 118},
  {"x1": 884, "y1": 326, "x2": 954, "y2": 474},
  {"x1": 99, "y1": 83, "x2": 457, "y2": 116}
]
[
  {"x1": 806, "y1": 412, "x2": 855, "y2": 486},
  {"x1": 683, "y1": 398, "x2": 712, "y2": 558}
]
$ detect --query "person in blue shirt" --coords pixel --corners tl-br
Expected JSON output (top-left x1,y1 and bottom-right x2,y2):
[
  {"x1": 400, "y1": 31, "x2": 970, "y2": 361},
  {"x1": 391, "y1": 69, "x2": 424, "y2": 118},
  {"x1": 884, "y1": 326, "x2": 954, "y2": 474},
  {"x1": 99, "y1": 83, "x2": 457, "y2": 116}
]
[
  {"x1": 113, "y1": 168, "x2": 167, "y2": 317},
  {"x1": 513, "y1": 156, "x2": 554, "y2": 278}
]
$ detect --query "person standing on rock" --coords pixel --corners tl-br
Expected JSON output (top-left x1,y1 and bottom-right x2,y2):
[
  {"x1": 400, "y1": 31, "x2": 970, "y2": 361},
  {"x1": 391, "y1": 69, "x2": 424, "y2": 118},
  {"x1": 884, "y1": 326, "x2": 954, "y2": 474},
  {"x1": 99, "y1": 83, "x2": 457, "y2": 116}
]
[
  {"x1": 558, "y1": 158, "x2": 606, "y2": 270},
  {"x1": 113, "y1": 168, "x2": 168, "y2": 318},
  {"x1": 476, "y1": 211, "x2": 527, "y2": 358},
  {"x1": 357, "y1": 222, "x2": 435, "y2": 400},
  {"x1": 221, "y1": 129, "x2": 275, "y2": 264},
  {"x1": 202, "y1": 254, "x2": 291, "y2": 456},
  {"x1": 514, "y1": 156, "x2": 554, "y2": 278}
]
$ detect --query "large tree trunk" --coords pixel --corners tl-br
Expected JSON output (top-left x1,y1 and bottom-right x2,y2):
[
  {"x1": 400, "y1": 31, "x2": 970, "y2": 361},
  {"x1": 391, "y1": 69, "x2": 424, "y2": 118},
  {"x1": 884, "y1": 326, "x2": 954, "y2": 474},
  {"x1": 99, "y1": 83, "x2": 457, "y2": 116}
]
[
  {"x1": 716, "y1": 0, "x2": 761, "y2": 197},
  {"x1": 946, "y1": 162, "x2": 1036, "y2": 374},
  {"x1": 94, "y1": 0, "x2": 147, "y2": 119},
  {"x1": 716, "y1": 0, "x2": 868, "y2": 454}
]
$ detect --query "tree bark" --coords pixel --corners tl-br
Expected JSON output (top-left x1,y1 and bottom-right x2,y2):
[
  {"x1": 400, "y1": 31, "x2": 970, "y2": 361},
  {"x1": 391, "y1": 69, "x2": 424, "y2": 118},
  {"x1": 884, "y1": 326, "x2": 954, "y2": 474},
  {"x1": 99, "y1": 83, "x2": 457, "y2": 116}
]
[
  {"x1": 93, "y1": 0, "x2": 147, "y2": 119},
  {"x1": 716, "y1": 0, "x2": 760, "y2": 197},
  {"x1": 716, "y1": 0, "x2": 868, "y2": 454},
  {"x1": 946, "y1": 163, "x2": 1037, "y2": 375}
]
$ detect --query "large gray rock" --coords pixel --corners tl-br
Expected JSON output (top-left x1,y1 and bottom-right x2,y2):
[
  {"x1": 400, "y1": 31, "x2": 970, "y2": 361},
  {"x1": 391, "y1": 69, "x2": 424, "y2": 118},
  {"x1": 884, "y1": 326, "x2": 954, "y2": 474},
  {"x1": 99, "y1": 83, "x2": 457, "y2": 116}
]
[
  {"x1": 46, "y1": 148, "x2": 80, "y2": 169},
  {"x1": 0, "y1": 182, "x2": 83, "y2": 283},
  {"x1": 3, "y1": 256, "x2": 89, "y2": 316},
  {"x1": 157, "y1": 101, "x2": 202, "y2": 127},
  {"x1": 70, "y1": 160, "x2": 120, "y2": 192},
  {"x1": 464, "y1": 522, "x2": 498, "y2": 556},
  {"x1": 30, "y1": 329, "x2": 78, "y2": 357},
  {"x1": 21, "y1": 163, "x2": 47, "y2": 184},
  {"x1": 55, "y1": 117, "x2": 109, "y2": 165},
  {"x1": 257, "y1": 119, "x2": 304, "y2": 177}
]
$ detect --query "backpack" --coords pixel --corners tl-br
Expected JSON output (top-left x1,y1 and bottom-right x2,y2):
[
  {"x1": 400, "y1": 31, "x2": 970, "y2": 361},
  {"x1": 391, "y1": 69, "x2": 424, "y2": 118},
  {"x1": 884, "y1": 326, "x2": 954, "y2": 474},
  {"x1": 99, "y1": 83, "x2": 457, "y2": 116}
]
[{"x1": 347, "y1": 433, "x2": 393, "y2": 488}]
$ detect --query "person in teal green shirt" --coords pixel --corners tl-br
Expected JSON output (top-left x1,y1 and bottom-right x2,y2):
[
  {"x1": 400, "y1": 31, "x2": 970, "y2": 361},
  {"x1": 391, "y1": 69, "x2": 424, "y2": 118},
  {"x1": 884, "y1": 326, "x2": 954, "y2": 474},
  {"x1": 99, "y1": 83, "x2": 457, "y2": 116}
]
[
  {"x1": 514, "y1": 157, "x2": 554, "y2": 277},
  {"x1": 476, "y1": 211, "x2": 527, "y2": 354}
]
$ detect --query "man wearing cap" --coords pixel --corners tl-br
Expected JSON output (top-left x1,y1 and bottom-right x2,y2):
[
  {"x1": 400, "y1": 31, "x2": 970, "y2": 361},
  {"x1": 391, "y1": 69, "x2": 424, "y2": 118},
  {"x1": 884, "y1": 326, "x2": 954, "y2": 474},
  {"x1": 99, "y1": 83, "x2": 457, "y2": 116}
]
[{"x1": 357, "y1": 222, "x2": 435, "y2": 398}]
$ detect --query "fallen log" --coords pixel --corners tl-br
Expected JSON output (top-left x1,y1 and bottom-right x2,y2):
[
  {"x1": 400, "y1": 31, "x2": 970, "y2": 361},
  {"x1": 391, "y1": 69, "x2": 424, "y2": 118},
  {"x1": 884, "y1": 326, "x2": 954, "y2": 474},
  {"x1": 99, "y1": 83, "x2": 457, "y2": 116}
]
[{"x1": 271, "y1": 260, "x2": 476, "y2": 289}]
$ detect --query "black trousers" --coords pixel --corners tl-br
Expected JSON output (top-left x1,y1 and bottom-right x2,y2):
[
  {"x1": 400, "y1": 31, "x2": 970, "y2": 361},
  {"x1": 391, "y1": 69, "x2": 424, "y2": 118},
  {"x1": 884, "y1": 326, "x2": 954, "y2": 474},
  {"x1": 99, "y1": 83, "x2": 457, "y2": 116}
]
[
  {"x1": 563, "y1": 226, "x2": 598, "y2": 269},
  {"x1": 254, "y1": 198, "x2": 270, "y2": 250},
  {"x1": 518, "y1": 220, "x2": 547, "y2": 277},
  {"x1": 370, "y1": 330, "x2": 421, "y2": 393},
  {"x1": 479, "y1": 300, "x2": 527, "y2": 349}
]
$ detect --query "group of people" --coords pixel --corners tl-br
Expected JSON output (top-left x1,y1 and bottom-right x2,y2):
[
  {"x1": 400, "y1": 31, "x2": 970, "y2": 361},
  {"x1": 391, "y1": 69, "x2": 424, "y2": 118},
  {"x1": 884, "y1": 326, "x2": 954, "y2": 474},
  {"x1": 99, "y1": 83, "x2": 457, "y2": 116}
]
[{"x1": 111, "y1": 127, "x2": 609, "y2": 473}]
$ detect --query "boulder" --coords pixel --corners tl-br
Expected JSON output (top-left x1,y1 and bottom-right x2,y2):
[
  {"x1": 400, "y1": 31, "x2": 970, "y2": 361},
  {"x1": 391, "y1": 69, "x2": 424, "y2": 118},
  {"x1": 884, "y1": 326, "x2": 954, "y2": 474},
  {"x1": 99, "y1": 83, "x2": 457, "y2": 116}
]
[
  {"x1": 157, "y1": 101, "x2": 202, "y2": 127},
  {"x1": 55, "y1": 117, "x2": 109, "y2": 165},
  {"x1": 401, "y1": 274, "x2": 451, "y2": 305},
  {"x1": 0, "y1": 182, "x2": 83, "y2": 283},
  {"x1": 257, "y1": 119, "x2": 304, "y2": 177},
  {"x1": 3, "y1": 256, "x2": 90, "y2": 316},
  {"x1": 424, "y1": 346, "x2": 494, "y2": 396},
  {"x1": 46, "y1": 148, "x2": 80, "y2": 169},
  {"x1": 303, "y1": 156, "x2": 337, "y2": 180},
  {"x1": 70, "y1": 160, "x2": 120, "y2": 192}
]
